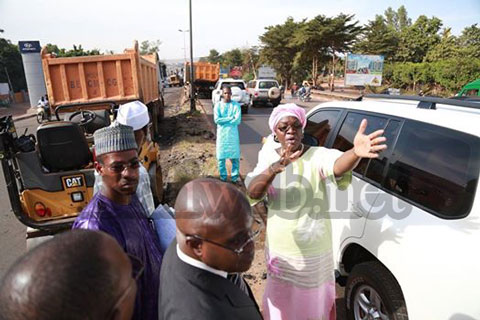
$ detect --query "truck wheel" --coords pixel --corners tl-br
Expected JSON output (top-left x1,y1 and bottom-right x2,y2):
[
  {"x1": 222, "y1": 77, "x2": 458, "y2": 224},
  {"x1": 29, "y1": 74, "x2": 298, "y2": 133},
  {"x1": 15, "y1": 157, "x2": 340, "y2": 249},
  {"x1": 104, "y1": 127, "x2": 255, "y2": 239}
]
[
  {"x1": 346, "y1": 261, "x2": 408, "y2": 320},
  {"x1": 148, "y1": 162, "x2": 164, "y2": 206}
]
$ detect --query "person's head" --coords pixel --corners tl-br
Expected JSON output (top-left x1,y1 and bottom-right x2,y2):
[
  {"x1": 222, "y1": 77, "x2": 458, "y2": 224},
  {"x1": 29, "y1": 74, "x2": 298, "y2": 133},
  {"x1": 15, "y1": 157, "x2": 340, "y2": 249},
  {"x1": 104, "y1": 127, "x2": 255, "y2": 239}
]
[
  {"x1": 268, "y1": 103, "x2": 306, "y2": 150},
  {"x1": 94, "y1": 123, "x2": 139, "y2": 203},
  {"x1": 116, "y1": 101, "x2": 150, "y2": 150},
  {"x1": 175, "y1": 178, "x2": 258, "y2": 273},
  {"x1": 0, "y1": 230, "x2": 139, "y2": 320},
  {"x1": 222, "y1": 86, "x2": 232, "y2": 103}
]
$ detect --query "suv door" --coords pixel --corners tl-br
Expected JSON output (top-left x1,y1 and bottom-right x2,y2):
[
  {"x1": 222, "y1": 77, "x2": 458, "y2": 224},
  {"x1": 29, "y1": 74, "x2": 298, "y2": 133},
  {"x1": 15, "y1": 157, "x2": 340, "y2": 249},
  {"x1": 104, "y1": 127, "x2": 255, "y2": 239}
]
[
  {"x1": 353, "y1": 119, "x2": 480, "y2": 319},
  {"x1": 328, "y1": 111, "x2": 392, "y2": 263}
]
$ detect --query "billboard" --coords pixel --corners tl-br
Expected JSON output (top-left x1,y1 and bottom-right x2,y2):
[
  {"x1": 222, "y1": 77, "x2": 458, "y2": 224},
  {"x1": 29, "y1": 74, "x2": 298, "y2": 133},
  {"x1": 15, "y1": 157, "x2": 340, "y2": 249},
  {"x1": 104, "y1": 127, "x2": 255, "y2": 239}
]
[
  {"x1": 345, "y1": 54, "x2": 384, "y2": 86},
  {"x1": 18, "y1": 41, "x2": 41, "y2": 54}
]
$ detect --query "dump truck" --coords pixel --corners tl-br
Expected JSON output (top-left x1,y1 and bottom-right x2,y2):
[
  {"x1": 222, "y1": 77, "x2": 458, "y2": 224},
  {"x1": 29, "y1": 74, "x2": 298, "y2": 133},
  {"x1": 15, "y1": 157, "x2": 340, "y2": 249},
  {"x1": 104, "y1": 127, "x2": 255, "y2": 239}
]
[
  {"x1": 184, "y1": 61, "x2": 220, "y2": 98},
  {"x1": 42, "y1": 41, "x2": 164, "y2": 135},
  {"x1": 0, "y1": 42, "x2": 164, "y2": 241}
]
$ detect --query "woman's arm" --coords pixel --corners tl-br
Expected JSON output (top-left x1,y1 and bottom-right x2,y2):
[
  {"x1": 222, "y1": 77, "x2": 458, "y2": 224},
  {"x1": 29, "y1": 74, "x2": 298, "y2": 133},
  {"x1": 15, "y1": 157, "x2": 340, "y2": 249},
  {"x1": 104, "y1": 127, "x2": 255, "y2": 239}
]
[
  {"x1": 333, "y1": 119, "x2": 387, "y2": 177},
  {"x1": 247, "y1": 145, "x2": 303, "y2": 199}
]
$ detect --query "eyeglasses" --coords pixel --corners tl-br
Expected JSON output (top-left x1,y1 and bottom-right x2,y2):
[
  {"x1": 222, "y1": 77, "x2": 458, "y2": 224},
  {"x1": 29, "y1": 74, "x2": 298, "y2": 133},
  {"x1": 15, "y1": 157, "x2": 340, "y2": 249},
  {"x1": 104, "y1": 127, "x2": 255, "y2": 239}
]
[
  {"x1": 277, "y1": 122, "x2": 303, "y2": 133},
  {"x1": 106, "y1": 253, "x2": 144, "y2": 318},
  {"x1": 186, "y1": 218, "x2": 263, "y2": 255},
  {"x1": 106, "y1": 159, "x2": 141, "y2": 174}
]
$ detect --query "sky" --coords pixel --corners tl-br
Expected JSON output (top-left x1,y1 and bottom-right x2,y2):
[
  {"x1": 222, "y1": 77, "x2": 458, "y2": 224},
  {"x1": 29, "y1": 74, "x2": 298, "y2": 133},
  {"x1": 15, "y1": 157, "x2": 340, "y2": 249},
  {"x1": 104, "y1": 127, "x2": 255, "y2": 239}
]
[{"x1": 1, "y1": 0, "x2": 479, "y2": 61}]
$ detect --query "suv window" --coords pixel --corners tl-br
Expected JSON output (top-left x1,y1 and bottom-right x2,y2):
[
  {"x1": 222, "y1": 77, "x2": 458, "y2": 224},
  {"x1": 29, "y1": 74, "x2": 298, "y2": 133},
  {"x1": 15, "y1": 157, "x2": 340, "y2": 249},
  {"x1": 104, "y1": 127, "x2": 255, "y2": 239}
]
[
  {"x1": 258, "y1": 81, "x2": 278, "y2": 89},
  {"x1": 304, "y1": 110, "x2": 341, "y2": 146},
  {"x1": 332, "y1": 112, "x2": 388, "y2": 175},
  {"x1": 364, "y1": 120, "x2": 401, "y2": 184},
  {"x1": 384, "y1": 120, "x2": 480, "y2": 218},
  {"x1": 221, "y1": 82, "x2": 245, "y2": 90},
  {"x1": 248, "y1": 81, "x2": 256, "y2": 89}
]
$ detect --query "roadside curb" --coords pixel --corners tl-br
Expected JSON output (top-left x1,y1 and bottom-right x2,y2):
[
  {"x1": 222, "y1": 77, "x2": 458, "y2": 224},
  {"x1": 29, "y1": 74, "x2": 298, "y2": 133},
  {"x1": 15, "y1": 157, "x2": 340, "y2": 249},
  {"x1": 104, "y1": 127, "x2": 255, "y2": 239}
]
[{"x1": 13, "y1": 113, "x2": 37, "y2": 122}]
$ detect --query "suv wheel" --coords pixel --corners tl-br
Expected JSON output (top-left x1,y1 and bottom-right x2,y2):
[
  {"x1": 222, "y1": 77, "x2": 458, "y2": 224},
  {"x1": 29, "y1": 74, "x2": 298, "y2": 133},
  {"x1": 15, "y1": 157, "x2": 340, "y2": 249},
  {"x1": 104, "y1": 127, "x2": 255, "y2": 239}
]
[
  {"x1": 242, "y1": 104, "x2": 248, "y2": 114},
  {"x1": 346, "y1": 261, "x2": 408, "y2": 320}
]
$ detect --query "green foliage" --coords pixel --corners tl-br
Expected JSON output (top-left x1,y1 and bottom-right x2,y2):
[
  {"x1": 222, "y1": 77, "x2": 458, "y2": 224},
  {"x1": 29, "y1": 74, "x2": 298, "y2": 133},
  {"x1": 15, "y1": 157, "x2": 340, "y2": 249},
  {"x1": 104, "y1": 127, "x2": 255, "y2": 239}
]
[
  {"x1": 457, "y1": 24, "x2": 480, "y2": 59},
  {"x1": 140, "y1": 40, "x2": 161, "y2": 55},
  {"x1": 384, "y1": 6, "x2": 411, "y2": 32},
  {"x1": 384, "y1": 58, "x2": 480, "y2": 95},
  {"x1": 395, "y1": 15, "x2": 442, "y2": 62},
  {"x1": 424, "y1": 28, "x2": 458, "y2": 62},
  {"x1": 222, "y1": 48, "x2": 243, "y2": 68},
  {"x1": 354, "y1": 15, "x2": 398, "y2": 61},
  {"x1": 45, "y1": 43, "x2": 102, "y2": 57},
  {"x1": 206, "y1": 49, "x2": 222, "y2": 64},
  {"x1": 0, "y1": 38, "x2": 26, "y2": 91},
  {"x1": 259, "y1": 17, "x2": 301, "y2": 85}
]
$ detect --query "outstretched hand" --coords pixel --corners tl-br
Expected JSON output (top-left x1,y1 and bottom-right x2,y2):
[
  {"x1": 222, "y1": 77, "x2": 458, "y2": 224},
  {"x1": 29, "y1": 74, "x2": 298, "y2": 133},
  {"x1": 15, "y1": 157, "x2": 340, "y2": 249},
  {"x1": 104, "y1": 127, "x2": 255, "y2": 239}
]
[{"x1": 353, "y1": 119, "x2": 387, "y2": 158}]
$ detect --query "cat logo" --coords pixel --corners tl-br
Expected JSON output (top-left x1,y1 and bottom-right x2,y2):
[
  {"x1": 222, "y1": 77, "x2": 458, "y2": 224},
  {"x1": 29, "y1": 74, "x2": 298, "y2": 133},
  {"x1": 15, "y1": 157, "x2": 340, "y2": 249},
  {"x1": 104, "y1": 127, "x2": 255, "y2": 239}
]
[{"x1": 64, "y1": 176, "x2": 84, "y2": 188}]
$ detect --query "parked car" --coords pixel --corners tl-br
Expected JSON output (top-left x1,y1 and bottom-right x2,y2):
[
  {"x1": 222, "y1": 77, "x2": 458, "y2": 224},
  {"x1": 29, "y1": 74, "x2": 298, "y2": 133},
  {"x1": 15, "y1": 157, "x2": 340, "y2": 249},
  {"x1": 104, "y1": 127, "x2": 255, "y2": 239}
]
[
  {"x1": 211, "y1": 78, "x2": 250, "y2": 114},
  {"x1": 246, "y1": 79, "x2": 281, "y2": 107},
  {"x1": 302, "y1": 95, "x2": 480, "y2": 320}
]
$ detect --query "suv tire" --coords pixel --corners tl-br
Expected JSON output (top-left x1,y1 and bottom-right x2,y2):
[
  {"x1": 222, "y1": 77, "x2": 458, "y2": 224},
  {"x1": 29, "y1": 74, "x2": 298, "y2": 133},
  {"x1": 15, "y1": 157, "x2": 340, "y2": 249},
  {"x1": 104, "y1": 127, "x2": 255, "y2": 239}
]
[
  {"x1": 346, "y1": 261, "x2": 408, "y2": 320},
  {"x1": 242, "y1": 104, "x2": 248, "y2": 114}
]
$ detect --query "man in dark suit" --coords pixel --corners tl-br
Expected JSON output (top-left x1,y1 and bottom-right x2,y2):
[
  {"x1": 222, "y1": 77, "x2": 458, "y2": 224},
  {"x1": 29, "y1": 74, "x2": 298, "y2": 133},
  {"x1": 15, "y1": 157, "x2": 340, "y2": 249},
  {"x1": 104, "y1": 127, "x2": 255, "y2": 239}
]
[{"x1": 158, "y1": 178, "x2": 263, "y2": 320}]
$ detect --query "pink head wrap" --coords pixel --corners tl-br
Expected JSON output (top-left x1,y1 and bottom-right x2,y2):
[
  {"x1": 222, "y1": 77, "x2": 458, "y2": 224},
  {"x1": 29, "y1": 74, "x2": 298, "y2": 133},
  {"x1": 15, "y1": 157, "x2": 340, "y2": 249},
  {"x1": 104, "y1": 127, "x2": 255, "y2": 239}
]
[{"x1": 268, "y1": 103, "x2": 306, "y2": 134}]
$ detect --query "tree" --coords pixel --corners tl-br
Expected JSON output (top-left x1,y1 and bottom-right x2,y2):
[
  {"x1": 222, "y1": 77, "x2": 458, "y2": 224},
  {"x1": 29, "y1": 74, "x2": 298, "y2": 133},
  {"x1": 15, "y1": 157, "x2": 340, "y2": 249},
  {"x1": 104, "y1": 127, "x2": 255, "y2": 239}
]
[
  {"x1": 0, "y1": 38, "x2": 26, "y2": 91},
  {"x1": 395, "y1": 15, "x2": 442, "y2": 62},
  {"x1": 260, "y1": 17, "x2": 302, "y2": 87},
  {"x1": 140, "y1": 40, "x2": 162, "y2": 54},
  {"x1": 384, "y1": 5, "x2": 411, "y2": 33},
  {"x1": 206, "y1": 49, "x2": 223, "y2": 64},
  {"x1": 241, "y1": 46, "x2": 260, "y2": 80},
  {"x1": 354, "y1": 15, "x2": 398, "y2": 61},
  {"x1": 325, "y1": 13, "x2": 363, "y2": 88},
  {"x1": 424, "y1": 28, "x2": 458, "y2": 62},
  {"x1": 222, "y1": 48, "x2": 243, "y2": 68},
  {"x1": 290, "y1": 15, "x2": 327, "y2": 86},
  {"x1": 458, "y1": 24, "x2": 480, "y2": 59}
]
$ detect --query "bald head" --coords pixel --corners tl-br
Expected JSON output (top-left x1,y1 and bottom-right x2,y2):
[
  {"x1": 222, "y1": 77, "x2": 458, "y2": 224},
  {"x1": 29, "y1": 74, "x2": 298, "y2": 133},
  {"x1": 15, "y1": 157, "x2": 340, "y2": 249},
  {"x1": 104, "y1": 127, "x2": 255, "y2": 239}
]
[
  {"x1": 0, "y1": 230, "x2": 129, "y2": 320},
  {"x1": 174, "y1": 178, "x2": 255, "y2": 272},
  {"x1": 175, "y1": 178, "x2": 251, "y2": 236}
]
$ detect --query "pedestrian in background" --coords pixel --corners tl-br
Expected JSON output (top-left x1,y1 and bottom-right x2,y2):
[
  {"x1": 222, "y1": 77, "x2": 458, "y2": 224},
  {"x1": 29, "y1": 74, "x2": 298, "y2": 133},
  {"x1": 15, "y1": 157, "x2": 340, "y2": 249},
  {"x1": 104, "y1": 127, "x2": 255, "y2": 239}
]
[{"x1": 213, "y1": 86, "x2": 242, "y2": 184}]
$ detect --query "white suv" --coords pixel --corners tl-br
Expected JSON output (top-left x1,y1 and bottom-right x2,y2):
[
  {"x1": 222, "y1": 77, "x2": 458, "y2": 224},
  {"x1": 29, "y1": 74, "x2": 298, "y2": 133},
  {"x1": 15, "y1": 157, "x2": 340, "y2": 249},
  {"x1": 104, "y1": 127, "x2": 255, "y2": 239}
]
[
  {"x1": 211, "y1": 78, "x2": 250, "y2": 114},
  {"x1": 303, "y1": 95, "x2": 480, "y2": 320},
  {"x1": 246, "y1": 79, "x2": 281, "y2": 107}
]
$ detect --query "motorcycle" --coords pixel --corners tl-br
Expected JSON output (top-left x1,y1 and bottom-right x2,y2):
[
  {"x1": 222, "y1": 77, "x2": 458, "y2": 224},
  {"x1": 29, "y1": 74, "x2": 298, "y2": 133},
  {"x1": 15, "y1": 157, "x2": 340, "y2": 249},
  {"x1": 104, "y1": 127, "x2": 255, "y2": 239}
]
[
  {"x1": 299, "y1": 88, "x2": 312, "y2": 102},
  {"x1": 36, "y1": 100, "x2": 52, "y2": 124}
]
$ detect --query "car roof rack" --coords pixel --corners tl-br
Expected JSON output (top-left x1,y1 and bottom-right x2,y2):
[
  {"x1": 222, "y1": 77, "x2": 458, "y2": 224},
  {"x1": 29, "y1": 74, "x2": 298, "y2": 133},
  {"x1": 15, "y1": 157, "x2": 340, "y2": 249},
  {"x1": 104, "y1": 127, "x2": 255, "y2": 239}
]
[{"x1": 364, "y1": 94, "x2": 480, "y2": 111}]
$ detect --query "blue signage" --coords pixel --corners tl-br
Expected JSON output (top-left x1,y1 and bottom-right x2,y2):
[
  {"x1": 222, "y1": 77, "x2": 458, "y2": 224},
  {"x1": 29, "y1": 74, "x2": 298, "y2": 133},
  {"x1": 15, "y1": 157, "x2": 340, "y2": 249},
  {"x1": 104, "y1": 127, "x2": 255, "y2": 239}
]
[{"x1": 18, "y1": 41, "x2": 41, "y2": 54}]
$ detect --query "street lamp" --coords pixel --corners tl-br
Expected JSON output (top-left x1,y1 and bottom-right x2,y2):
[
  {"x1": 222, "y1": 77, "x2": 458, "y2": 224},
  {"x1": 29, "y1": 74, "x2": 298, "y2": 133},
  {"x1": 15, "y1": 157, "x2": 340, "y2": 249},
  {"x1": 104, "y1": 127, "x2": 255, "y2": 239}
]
[
  {"x1": 178, "y1": 29, "x2": 189, "y2": 63},
  {"x1": 188, "y1": 0, "x2": 195, "y2": 112}
]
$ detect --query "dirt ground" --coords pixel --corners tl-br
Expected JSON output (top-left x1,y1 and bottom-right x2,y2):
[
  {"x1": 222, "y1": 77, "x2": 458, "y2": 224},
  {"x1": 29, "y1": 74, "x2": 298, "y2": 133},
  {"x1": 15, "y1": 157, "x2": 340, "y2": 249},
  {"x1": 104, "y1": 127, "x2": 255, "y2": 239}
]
[{"x1": 156, "y1": 89, "x2": 346, "y2": 318}]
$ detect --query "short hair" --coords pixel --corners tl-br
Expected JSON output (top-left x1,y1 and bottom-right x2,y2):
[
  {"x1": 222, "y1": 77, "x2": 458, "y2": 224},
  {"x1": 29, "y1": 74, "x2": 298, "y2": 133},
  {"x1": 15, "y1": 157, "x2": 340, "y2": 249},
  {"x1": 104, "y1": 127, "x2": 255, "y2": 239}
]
[{"x1": 0, "y1": 230, "x2": 120, "y2": 320}]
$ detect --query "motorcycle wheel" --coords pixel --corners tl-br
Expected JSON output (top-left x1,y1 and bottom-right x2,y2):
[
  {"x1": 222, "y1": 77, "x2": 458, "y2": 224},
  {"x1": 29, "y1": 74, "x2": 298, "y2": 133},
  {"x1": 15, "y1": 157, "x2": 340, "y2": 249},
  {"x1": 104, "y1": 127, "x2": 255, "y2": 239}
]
[{"x1": 36, "y1": 112, "x2": 44, "y2": 124}]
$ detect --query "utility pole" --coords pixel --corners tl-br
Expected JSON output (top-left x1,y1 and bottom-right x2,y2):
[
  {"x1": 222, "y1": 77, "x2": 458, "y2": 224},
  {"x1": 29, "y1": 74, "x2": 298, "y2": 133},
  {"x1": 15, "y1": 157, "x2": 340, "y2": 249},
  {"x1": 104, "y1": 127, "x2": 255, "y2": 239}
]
[
  {"x1": 189, "y1": 0, "x2": 195, "y2": 112},
  {"x1": 178, "y1": 29, "x2": 189, "y2": 63}
]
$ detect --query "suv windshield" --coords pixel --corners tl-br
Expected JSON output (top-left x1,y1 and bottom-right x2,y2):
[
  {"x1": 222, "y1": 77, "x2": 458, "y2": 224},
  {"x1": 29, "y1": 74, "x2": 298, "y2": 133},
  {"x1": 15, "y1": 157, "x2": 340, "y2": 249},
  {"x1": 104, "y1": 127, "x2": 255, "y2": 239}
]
[
  {"x1": 221, "y1": 82, "x2": 245, "y2": 90},
  {"x1": 258, "y1": 81, "x2": 278, "y2": 89}
]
